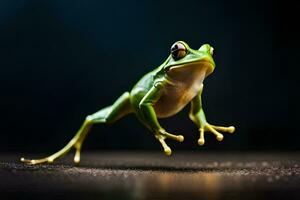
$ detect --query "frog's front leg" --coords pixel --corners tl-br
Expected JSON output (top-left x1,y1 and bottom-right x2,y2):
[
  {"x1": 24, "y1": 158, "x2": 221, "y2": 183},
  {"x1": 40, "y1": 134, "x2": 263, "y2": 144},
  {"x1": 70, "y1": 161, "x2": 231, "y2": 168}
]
[
  {"x1": 189, "y1": 85, "x2": 235, "y2": 145},
  {"x1": 138, "y1": 82, "x2": 184, "y2": 155},
  {"x1": 21, "y1": 92, "x2": 133, "y2": 164}
]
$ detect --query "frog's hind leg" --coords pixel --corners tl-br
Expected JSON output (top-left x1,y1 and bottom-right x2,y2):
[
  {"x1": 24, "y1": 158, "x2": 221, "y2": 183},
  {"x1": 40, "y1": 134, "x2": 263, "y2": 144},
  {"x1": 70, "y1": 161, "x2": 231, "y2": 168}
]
[{"x1": 21, "y1": 92, "x2": 133, "y2": 165}]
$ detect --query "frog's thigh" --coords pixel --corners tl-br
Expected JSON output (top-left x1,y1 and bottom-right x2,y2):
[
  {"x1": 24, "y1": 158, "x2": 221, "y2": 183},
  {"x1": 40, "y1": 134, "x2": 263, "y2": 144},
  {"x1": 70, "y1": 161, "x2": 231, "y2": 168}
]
[{"x1": 87, "y1": 92, "x2": 133, "y2": 124}]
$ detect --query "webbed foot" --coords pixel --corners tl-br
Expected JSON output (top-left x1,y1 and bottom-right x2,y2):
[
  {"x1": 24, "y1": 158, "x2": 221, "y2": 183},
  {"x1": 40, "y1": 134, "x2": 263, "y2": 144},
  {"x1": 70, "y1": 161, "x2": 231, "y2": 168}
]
[
  {"x1": 155, "y1": 129, "x2": 184, "y2": 156},
  {"x1": 21, "y1": 120, "x2": 92, "y2": 165},
  {"x1": 198, "y1": 123, "x2": 235, "y2": 145},
  {"x1": 20, "y1": 138, "x2": 84, "y2": 165}
]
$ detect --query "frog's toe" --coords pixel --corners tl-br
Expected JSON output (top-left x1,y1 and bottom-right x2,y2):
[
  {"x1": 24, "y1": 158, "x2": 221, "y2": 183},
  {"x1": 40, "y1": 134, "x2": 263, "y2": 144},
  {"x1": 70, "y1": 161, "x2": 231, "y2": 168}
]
[
  {"x1": 206, "y1": 125, "x2": 224, "y2": 141},
  {"x1": 198, "y1": 128, "x2": 205, "y2": 146},
  {"x1": 216, "y1": 134, "x2": 224, "y2": 141},
  {"x1": 228, "y1": 126, "x2": 235, "y2": 133},
  {"x1": 156, "y1": 134, "x2": 173, "y2": 156},
  {"x1": 198, "y1": 138, "x2": 205, "y2": 146},
  {"x1": 164, "y1": 147, "x2": 172, "y2": 156},
  {"x1": 74, "y1": 149, "x2": 81, "y2": 164},
  {"x1": 20, "y1": 157, "x2": 52, "y2": 165},
  {"x1": 210, "y1": 124, "x2": 236, "y2": 134},
  {"x1": 160, "y1": 130, "x2": 184, "y2": 142}
]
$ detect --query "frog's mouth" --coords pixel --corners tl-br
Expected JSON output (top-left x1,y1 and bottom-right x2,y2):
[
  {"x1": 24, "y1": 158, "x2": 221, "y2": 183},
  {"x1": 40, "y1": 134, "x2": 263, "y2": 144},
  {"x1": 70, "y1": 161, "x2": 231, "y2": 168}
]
[{"x1": 168, "y1": 60, "x2": 214, "y2": 76}]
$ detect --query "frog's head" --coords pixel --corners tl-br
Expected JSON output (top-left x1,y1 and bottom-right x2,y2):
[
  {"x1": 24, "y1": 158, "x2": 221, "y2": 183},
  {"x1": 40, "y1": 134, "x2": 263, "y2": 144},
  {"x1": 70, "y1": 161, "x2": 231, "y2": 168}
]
[{"x1": 163, "y1": 41, "x2": 215, "y2": 78}]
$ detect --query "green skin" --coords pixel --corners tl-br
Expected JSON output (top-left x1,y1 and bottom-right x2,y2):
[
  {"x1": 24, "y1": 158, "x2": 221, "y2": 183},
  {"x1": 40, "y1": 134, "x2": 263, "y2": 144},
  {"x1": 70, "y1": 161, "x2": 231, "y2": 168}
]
[{"x1": 21, "y1": 41, "x2": 235, "y2": 165}]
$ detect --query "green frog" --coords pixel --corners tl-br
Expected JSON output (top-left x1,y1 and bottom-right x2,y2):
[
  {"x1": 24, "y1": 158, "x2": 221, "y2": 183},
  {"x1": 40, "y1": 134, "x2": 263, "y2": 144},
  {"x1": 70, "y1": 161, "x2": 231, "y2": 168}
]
[{"x1": 21, "y1": 41, "x2": 235, "y2": 164}]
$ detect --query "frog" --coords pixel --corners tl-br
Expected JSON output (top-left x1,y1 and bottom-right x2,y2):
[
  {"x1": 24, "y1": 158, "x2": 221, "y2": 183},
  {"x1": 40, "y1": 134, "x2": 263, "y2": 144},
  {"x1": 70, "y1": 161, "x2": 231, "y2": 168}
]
[{"x1": 21, "y1": 41, "x2": 235, "y2": 164}]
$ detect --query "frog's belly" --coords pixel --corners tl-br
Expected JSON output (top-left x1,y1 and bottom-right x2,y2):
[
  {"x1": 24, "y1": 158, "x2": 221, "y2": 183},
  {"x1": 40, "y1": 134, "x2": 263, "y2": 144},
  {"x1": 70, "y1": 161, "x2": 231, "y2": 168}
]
[{"x1": 154, "y1": 82, "x2": 203, "y2": 118}]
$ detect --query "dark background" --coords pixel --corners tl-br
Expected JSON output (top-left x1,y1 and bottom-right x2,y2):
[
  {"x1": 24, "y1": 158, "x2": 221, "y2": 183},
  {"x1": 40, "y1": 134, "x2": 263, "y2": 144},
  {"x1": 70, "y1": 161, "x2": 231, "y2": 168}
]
[{"x1": 0, "y1": 0, "x2": 299, "y2": 153}]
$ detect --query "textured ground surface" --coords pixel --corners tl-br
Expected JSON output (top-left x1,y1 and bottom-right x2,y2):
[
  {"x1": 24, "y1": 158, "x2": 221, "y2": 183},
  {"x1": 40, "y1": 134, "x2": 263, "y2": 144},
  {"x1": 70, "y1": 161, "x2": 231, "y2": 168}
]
[{"x1": 1, "y1": 151, "x2": 300, "y2": 200}]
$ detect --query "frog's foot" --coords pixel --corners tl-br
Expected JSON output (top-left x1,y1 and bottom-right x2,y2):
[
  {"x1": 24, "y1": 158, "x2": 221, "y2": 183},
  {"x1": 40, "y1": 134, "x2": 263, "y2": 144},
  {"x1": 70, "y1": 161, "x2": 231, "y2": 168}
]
[
  {"x1": 155, "y1": 129, "x2": 184, "y2": 156},
  {"x1": 20, "y1": 138, "x2": 84, "y2": 165},
  {"x1": 198, "y1": 123, "x2": 235, "y2": 145}
]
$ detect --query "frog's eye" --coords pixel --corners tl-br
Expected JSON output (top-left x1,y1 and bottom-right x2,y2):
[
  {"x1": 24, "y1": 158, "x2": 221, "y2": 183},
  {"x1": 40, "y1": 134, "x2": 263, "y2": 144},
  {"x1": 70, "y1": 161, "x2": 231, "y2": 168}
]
[
  {"x1": 210, "y1": 47, "x2": 214, "y2": 56},
  {"x1": 171, "y1": 42, "x2": 187, "y2": 60}
]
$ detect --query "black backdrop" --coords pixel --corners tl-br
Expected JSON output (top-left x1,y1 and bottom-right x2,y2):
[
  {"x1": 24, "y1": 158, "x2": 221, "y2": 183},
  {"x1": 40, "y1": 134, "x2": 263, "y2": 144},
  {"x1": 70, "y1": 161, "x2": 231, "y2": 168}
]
[{"x1": 0, "y1": 0, "x2": 299, "y2": 152}]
